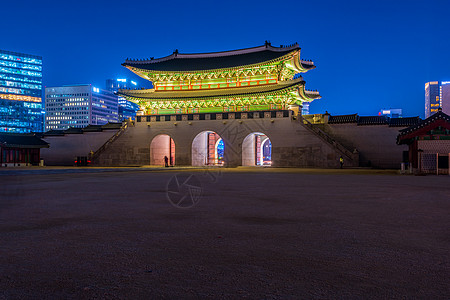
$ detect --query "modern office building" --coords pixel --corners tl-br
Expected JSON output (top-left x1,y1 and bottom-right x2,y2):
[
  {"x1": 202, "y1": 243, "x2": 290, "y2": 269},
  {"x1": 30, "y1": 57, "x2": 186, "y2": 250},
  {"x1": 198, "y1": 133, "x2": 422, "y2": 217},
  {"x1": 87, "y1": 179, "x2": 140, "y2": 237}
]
[
  {"x1": 45, "y1": 85, "x2": 119, "y2": 131},
  {"x1": 442, "y1": 81, "x2": 450, "y2": 115},
  {"x1": 106, "y1": 78, "x2": 140, "y2": 121},
  {"x1": 0, "y1": 49, "x2": 44, "y2": 132},
  {"x1": 425, "y1": 81, "x2": 450, "y2": 118},
  {"x1": 118, "y1": 97, "x2": 140, "y2": 121},
  {"x1": 302, "y1": 102, "x2": 310, "y2": 115},
  {"x1": 106, "y1": 78, "x2": 138, "y2": 93}
]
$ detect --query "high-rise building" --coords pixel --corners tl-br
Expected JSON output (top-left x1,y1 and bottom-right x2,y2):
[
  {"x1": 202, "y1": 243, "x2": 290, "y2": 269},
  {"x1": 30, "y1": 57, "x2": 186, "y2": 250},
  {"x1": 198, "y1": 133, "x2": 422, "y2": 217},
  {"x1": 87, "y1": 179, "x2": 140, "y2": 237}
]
[
  {"x1": 301, "y1": 102, "x2": 310, "y2": 115},
  {"x1": 106, "y1": 78, "x2": 137, "y2": 93},
  {"x1": 425, "y1": 81, "x2": 450, "y2": 118},
  {"x1": 106, "y1": 78, "x2": 140, "y2": 121},
  {"x1": 45, "y1": 85, "x2": 119, "y2": 131},
  {"x1": 442, "y1": 81, "x2": 450, "y2": 115},
  {"x1": 0, "y1": 49, "x2": 44, "y2": 132},
  {"x1": 118, "y1": 97, "x2": 140, "y2": 121}
]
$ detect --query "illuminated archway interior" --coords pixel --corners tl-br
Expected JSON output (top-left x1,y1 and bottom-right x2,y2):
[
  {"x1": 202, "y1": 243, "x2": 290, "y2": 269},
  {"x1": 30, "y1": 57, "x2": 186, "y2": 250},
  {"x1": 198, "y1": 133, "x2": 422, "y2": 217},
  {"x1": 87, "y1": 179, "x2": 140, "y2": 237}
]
[
  {"x1": 192, "y1": 131, "x2": 224, "y2": 166},
  {"x1": 150, "y1": 134, "x2": 175, "y2": 166},
  {"x1": 242, "y1": 132, "x2": 272, "y2": 166}
]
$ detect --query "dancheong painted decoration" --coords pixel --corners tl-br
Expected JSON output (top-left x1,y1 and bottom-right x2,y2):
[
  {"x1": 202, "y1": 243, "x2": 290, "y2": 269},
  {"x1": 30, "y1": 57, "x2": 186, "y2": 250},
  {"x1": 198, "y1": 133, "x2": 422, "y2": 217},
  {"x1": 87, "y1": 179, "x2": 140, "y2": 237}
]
[{"x1": 119, "y1": 41, "x2": 320, "y2": 115}]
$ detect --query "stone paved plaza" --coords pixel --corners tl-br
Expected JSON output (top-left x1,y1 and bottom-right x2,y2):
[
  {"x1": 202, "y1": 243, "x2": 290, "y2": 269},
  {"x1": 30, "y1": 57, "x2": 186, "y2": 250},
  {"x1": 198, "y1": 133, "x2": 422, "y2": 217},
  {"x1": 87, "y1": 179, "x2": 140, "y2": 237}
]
[{"x1": 0, "y1": 168, "x2": 449, "y2": 299}]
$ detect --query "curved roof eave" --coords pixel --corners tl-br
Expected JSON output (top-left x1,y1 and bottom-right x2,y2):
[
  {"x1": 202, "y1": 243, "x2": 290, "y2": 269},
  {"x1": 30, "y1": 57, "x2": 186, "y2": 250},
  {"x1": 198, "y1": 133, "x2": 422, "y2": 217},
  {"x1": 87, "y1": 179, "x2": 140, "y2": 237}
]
[
  {"x1": 123, "y1": 51, "x2": 298, "y2": 76},
  {"x1": 122, "y1": 43, "x2": 305, "y2": 73},
  {"x1": 118, "y1": 79, "x2": 307, "y2": 101}
]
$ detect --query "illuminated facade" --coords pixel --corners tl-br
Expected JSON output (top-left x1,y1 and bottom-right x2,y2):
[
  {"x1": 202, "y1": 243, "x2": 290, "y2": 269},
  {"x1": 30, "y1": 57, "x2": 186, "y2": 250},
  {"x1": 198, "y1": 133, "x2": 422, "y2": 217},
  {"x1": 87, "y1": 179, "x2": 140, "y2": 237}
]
[
  {"x1": 116, "y1": 42, "x2": 320, "y2": 166},
  {"x1": 302, "y1": 103, "x2": 310, "y2": 115},
  {"x1": 442, "y1": 82, "x2": 450, "y2": 116},
  {"x1": 45, "y1": 85, "x2": 119, "y2": 130},
  {"x1": 425, "y1": 81, "x2": 450, "y2": 118},
  {"x1": 105, "y1": 79, "x2": 140, "y2": 121},
  {"x1": 119, "y1": 42, "x2": 320, "y2": 115},
  {"x1": 118, "y1": 97, "x2": 140, "y2": 121},
  {"x1": 425, "y1": 81, "x2": 440, "y2": 118},
  {"x1": 0, "y1": 49, "x2": 44, "y2": 132},
  {"x1": 106, "y1": 78, "x2": 138, "y2": 93}
]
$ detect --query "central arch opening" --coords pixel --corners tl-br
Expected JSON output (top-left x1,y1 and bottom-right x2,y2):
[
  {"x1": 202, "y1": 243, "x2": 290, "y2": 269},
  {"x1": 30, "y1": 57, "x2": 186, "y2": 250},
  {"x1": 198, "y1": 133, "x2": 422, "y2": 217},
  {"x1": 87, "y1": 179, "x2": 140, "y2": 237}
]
[
  {"x1": 242, "y1": 132, "x2": 272, "y2": 166},
  {"x1": 150, "y1": 134, "x2": 175, "y2": 166},
  {"x1": 192, "y1": 131, "x2": 224, "y2": 166}
]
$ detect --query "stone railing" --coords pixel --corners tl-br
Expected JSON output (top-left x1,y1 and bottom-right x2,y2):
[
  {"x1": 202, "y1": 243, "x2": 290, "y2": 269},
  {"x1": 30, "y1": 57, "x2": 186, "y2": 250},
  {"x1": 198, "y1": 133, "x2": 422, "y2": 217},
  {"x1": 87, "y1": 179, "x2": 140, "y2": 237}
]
[
  {"x1": 90, "y1": 121, "x2": 129, "y2": 163},
  {"x1": 301, "y1": 117, "x2": 357, "y2": 161}
]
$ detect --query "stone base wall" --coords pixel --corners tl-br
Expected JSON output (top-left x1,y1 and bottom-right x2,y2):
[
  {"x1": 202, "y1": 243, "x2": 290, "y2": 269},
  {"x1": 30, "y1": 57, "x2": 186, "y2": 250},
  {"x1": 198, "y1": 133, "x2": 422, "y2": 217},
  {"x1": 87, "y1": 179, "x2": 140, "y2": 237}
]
[
  {"x1": 95, "y1": 117, "x2": 355, "y2": 168},
  {"x1": 40, "y1": 117, "x2": 408, "y2": 169}
]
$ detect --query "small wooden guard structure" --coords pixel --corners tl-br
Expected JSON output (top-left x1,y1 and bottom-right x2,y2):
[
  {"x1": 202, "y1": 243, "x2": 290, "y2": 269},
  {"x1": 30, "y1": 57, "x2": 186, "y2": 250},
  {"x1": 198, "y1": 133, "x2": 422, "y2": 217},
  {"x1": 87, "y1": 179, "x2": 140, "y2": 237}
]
[{"x1": 397, "y1": 109, "x2": 450, "y2": 174}]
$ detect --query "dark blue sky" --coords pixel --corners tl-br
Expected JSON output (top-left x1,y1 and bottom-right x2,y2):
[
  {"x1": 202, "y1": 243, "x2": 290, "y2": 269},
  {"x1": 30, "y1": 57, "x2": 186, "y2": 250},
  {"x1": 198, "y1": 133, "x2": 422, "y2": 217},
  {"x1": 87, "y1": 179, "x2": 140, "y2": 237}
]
[{"x1": 2, "y1": 0, "x2": 449, "y2": 117}]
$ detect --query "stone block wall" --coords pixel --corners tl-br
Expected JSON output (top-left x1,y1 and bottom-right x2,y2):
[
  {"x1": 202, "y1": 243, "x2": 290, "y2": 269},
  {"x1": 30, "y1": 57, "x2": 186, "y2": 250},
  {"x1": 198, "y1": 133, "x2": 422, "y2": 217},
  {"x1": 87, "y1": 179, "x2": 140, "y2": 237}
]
[
  {"x1": 322, "y1": 124, "x2": 408, "y2": 168},
  {"x1": 95, "y1": 117, "x2": 354, "y2": 168}
]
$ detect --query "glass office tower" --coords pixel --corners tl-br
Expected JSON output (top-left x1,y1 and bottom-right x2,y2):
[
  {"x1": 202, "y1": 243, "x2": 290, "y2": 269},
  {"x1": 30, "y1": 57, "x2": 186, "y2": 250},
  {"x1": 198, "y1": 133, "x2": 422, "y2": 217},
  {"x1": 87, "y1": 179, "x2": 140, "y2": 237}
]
[
  {"x1": 0, "y1": 49, "x2": 44, "y2": 132},
  {"x1": 45, "y1": 85, "x2": 119, "y2": 130},
  {"x1": 441, "y1": 81, "x2": 450, "y2": 115},
  {"x1": 106, "y1": 78, "x2": 140, "y2": 120},
  {"x1": 425, "y1": 81, "x2": 450, "y2": 117}
]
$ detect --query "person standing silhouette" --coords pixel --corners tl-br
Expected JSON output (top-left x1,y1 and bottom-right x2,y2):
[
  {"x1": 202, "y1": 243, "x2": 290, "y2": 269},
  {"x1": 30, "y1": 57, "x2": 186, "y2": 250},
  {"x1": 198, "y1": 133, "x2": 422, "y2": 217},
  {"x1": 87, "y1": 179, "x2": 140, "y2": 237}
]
[
  {"x1": 339, "y1": 156, "x2": 344, "y2": 169},
  {"x1": 164, "y1": 156, "x2": 169, "y2": 167}
]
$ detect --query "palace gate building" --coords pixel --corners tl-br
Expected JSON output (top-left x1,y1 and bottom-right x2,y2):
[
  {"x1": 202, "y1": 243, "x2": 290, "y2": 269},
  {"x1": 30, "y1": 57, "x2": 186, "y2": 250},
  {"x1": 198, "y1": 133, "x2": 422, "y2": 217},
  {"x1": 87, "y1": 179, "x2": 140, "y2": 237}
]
[{"x1": 94, "y1": 42, "x2": 360, "y2": 167}]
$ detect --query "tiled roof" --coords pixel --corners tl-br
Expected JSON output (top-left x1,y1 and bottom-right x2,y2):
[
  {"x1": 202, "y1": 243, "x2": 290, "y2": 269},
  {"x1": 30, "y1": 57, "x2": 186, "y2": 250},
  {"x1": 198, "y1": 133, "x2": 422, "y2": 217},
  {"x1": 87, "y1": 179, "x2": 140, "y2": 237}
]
[
  {"x1": 123, "y1": 43, "x2": 305, "y2": 72},
  {"x1": 397, "y1": 111, "x2": 450, "y2": 145},
  {"x1": 398, "y1": 111, "x2": 450, "y2": 136},
  {"x1": 100, "y1": 122, "x2": 122, "y2": 130},
  {"x1": 82, "y1": 125, "x2": 103, "y2": 132},
  {"x1": 42, "y1": 130, "x2": 65, "y2": 136},
  {"x1": 0, "y1": 133, "x2": 49, "y2": 148},
  {"x1": 119, "y1": 78, "x2": 307, "y2": 100},
  {"x1": 328, "y1": 114, "x2": 358, "y2": 124},
  {"x1": 328, "y1": 114, "x2": 422, "y2": 127},
  {"x1": 388, "y1": 116, "x2": 421, "y2": 127},
  {"x1": 64, "y1": 128, "x2": 84, "y2": 134},
  {"x1": 357, "y1": 116, "x2": 388, "y2": 126},
  {"x1": 42, "y1": 123, "x2": 123, "y2": 136}
]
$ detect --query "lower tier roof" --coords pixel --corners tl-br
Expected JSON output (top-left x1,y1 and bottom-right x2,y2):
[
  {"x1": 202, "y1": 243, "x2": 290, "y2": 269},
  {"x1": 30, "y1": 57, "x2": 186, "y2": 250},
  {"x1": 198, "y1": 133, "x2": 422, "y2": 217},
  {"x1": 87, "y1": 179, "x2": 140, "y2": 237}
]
[
  {"x1": 118, "y1": 78, "x2": 320, "y2": 101},
  {"x1": 0, "y1": 133, "x2": 49, "y2": 148}
]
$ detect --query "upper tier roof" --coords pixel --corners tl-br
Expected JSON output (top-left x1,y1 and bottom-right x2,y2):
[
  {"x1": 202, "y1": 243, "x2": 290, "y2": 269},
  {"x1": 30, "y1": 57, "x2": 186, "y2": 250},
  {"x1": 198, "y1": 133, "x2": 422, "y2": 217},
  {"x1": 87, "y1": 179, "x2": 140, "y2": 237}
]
[{"x1": 123, "y1": 43, "x2": 314, "y2": 72}]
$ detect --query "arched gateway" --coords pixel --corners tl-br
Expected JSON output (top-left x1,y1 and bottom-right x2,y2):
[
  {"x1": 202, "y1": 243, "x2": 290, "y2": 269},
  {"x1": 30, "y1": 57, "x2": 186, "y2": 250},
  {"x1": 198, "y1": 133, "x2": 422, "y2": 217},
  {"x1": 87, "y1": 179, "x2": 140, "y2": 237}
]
[
  {"x1": 242, "y1": 132, "x2": 272, "y2": 166},
  {"x1": 150, "y1": 134, "x2": 175, "y2": 166},
  {"x1": 192, "y1": 131, "x2": 224, "y2": 166},
  {"x1": 101, "y1": 42, "x2": 329, "y2": 167}
]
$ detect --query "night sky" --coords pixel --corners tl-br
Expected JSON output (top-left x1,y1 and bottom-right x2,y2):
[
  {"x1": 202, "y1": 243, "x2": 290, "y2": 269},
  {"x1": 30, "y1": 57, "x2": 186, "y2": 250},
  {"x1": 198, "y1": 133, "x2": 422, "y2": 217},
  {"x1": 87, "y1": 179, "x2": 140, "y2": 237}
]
[{"x1": 2, "y1": 0, "x2": 449, "y2": 117}]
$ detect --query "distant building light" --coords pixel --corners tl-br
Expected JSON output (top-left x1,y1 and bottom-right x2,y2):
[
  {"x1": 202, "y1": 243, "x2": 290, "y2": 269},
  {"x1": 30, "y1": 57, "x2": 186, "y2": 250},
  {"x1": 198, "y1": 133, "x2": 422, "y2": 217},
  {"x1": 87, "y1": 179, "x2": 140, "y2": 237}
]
[
  {"x1": 93, "y1": 87, "x2": 99, "y2": 93},
  {"x1": 380, "y1": 108, "x2": 402, "y2": 117},
  {"x1": 442, "y1": 81, "x2": 450, "y2": 85},
  {"x1": 117, "y1": 79, "x2": 127, "y2": 82},
  {"x1": 131, "y1": 81, "x2": 137, "y2": 85}
]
